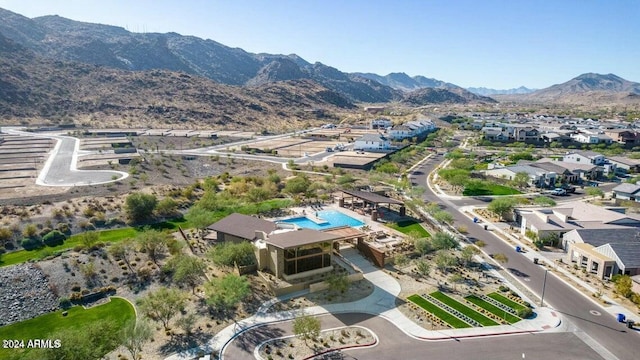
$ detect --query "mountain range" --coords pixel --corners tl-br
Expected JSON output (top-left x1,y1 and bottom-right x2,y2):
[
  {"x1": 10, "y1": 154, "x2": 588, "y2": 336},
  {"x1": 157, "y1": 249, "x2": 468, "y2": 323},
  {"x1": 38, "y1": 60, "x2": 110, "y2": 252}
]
[
  {"x1": 0, "y1": 6, "x2": 639, "y2": 129},
  {"x1": 0, "y1": 8, "x2": 494, "y2": 106}
]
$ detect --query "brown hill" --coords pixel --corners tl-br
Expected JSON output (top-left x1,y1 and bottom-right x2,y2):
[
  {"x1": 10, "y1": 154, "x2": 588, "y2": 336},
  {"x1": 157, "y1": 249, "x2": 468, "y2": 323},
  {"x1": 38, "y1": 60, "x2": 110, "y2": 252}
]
[
  {"x1": 402, "y1": 87, "x2": 496, "y2": 106},
  {"x1": 495, "y1": 73, "x2": 640, "y2": 107},
  {"x1": 0, "y1": 34, "x2": 355, "y2": 130}
]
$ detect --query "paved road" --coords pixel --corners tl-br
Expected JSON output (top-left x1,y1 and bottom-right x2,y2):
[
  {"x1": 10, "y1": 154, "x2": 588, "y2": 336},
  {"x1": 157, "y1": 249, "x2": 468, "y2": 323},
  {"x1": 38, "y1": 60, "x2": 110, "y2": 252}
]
[
  {"x1": 5, "y1": 129, "x2": 128, "y2": 186},
  {"x1": 411, "y1": 157, "x2": 640, "y2": 360},
  {"x1": 225, "y1": 313, "x2": 604, "y2": 360}
]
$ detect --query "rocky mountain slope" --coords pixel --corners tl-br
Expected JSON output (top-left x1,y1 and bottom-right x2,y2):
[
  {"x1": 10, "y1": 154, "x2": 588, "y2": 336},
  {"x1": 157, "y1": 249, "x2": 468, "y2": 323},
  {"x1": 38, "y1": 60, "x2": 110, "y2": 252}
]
[
  {"x1": 0, "y1": 33, "x2": 355, "y2": 130},
  {"x1": 495, "y1": 73, "x2": 640, "y2": 106},
  {"x1": 0, "y1": 8, "x2": 401, "y2": 103},
  {"x1": 403, "y1": 87, "x2": 497, "y2": 106}
]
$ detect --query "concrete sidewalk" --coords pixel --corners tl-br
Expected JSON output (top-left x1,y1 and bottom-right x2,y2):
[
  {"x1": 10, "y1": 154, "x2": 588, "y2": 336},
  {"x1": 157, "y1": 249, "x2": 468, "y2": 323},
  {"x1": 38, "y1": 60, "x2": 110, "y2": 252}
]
[
  {"x1": 464, "y1": 205, "x2": 640, "y2": 324},
  {"x1": 165, "y1": 249, "x2": 561, "y2": 360}
]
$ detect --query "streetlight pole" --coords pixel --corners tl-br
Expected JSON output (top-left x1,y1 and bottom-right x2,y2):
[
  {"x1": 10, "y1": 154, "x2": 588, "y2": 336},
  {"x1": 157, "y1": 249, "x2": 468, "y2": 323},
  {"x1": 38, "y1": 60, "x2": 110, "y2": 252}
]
[{"x1": 540, "y1": 269, "x2": 548, "y2": 307}]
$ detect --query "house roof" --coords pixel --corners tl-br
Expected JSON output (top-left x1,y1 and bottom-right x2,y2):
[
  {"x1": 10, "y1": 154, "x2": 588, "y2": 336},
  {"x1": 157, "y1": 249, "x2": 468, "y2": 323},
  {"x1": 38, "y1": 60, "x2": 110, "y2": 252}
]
[
  {"x1": 357, "y1": 133, "x2": 388, "y2": 142},
  {"x1": 520, "y1": 201, "x2": 640, "y2": 232},
  {"x1": 572, "y1": 243, "x2": 614, "y2": 262},
  {"x1": 504, "y1": 165, "x2": 546, "y2": 177},
  {"x1": 551, "y1": 161, "x2": 598, "y2": 172},
  {"x1": 529, "y1": 161, "x2": 572, "y2": 174},
  {"x1": 207, "y1": 213, "x2": 276, "y2": 240},
  {"x1": 612, "y1": 183, "x2": 640, "y2": 195},
  {"x1": 609, "y1": 156, "x2": 640, "y2": 166},
  {"x1": 573, "y1": 228, "x2": 640, "y2": 268},
  {"x1": 572, "y1": 150, "x2": 603, "y2": 158},
  {"x1": 265, "y1": 228, "x2": 341, "y2": 249}
]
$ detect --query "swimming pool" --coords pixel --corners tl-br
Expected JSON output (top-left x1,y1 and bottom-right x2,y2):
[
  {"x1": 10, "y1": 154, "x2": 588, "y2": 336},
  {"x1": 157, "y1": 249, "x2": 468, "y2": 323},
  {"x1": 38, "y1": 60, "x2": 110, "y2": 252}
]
[{"x1": 280, "y1": 210, "x2": 364, "y2": 230}]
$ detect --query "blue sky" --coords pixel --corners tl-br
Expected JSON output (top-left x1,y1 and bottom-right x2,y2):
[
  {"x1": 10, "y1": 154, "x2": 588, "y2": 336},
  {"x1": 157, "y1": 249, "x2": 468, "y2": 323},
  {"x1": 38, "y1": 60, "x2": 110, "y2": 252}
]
[{"x1": 1, "y1": 0, "x2": 638, "y2": 89}]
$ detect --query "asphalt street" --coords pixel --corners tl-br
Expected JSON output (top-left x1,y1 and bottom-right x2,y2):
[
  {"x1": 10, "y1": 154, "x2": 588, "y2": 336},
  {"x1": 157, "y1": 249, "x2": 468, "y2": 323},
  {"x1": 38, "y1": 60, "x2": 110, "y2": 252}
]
[
  {"x1": 225, "y1": 313, "x2": 604, "y2": 360},
  {"x1": 5, "y1": 129, "x2": 127, "y2": 186},
  {"x1": 411, "y1": 156, "x2": 640, "y2": 360}
]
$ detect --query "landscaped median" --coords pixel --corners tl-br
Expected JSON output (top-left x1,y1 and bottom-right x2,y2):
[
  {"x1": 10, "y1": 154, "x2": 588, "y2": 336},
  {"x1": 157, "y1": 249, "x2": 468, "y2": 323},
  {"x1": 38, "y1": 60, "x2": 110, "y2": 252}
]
[
  {"x1": 429, "y1": 292, "x2": 499, "y2": 326},
  {"x1": 407, "y1": 294, "x2": 471, "y2": 328},
  {"x1": 465, "y1": 295, "x2": 521, "y2": 324}
]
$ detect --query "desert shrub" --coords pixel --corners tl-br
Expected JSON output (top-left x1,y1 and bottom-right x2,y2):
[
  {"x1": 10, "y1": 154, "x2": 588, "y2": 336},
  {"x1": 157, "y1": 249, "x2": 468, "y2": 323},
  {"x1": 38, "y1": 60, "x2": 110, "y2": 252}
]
[
  {"x1": 43, "y1": 230, "x2": 67, "y2": 247},
  {"x1": 21, "y1": 237, "x2": 44, "y2": 250}
]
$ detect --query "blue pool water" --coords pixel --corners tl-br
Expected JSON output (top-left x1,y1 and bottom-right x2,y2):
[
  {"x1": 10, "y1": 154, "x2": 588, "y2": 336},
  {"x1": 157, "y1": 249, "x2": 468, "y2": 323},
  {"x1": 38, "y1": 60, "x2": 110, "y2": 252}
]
[{"x1": 280, "y1": 210, "x2": 364, "y2": 230}]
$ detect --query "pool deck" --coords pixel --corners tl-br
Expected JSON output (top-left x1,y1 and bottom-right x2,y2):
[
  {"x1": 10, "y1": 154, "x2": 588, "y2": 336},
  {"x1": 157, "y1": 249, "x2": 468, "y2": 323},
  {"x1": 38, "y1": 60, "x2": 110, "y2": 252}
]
[{"x1": 278, "y1": 203, "x2": 408, "y2": 243}]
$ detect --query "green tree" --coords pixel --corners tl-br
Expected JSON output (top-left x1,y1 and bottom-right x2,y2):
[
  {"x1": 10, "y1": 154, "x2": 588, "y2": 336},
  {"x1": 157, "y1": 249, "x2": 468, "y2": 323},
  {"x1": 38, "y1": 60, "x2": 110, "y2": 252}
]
[
  {"x1": 461, "y1": 246, "x2": 480, "y2": 267},
  {"x1": 283, "y1": 175, "x2": 310, "y2": 195},
  {"x1": 533, "y1": 196, "x2": 556, "y2": 207},
  {"x1": 42, "y1": 230, "x2": 66, "y2": 247},
  {"x1": 80, "y1": 231, "x2": 99, "y2": 249},
  {"x1": 121, "y1": 319, "x2": 152, "y2": 360},
  {"x1": 415, "y1": 260, "x2": 431, "y2": 278},
  {"x1": 204, "y1": 274, "x2": 250, "y2": 313},
  {"x1": 432, "y1": 232, "x2": 458, "y2": 250},
  {"x1": 135, "y1": 229, "x2": 171, "y2": 264},
  {"x1": 164, "y1": 254, "x2": 206, "y2": 293},
  {"x1": 434, "y1": 251, "x2": 456, "y2": 273},
  {"x1": 487, "y1": 197, "x2": 517, "y2": 221},
  {"x1": 414, "y1": 237, "x2": 433, "y2": 255},
  {"x1": 433, "y1": 210, "x2": 454, "y2": 224},
  {"x1": 612, "y1": 274, "x2": 633, "y2": 298},
  {"x1": 137, "y1": 287, "x2": 186, "y2": 330},
  {"x1": 510, "y1": 172, "x2": 531, "y2": 189},
  {"x1": 293, "y1": 315, "x2": 321, "y2": 347},
  {"x1": 207, "y1": 241, "x2": 256, "y2": 267},
  {"x1": 155, "y1": 197, "x2": 180, "y2": 218},
  {"x1": 326, "y1": 272, "x2": 349, "y2": 294},
  {"x1": 185, "y1": 206, "x2": 214, "y2": 234},
  {"x1": 109, "y1": 238, "x2": 135, "y2": 271},
  {"x1": 449, "y1": 273, "x2": 464, "y2": 292},
  {"x1": 125, "y1": 193, "x2": 158, "y2": 223},
  {"x1": 508, "y1": 151, "x2": 533, "y2": 162},
  {"x1": 176, "y1": 313, "x2": 198, "y2": 336},
  {"x1": 0, "y1": 227, "x2": 13, "y2": 246},
  {"x1": 585, "y1": 187, "x2": 604, "y2": 198}
]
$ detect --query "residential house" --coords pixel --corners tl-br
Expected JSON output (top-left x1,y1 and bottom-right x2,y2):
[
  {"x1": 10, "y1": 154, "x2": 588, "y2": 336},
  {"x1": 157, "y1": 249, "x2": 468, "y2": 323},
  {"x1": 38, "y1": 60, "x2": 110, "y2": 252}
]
[
  {"x1": 485, "y1": 164, "x2": 549, "y2": 187},
  {"x1": 353, "y1": 134, "x2": 391, "y2": 151},
  {"x1": 602, "y1": 129, "x2": 640, "y2": 146},
  {"x1": 608, "y1": 156, "x2": 640, "y2": 174},
  {"x1": 571, "y1": 132, "x2": 613, "y2": 144},
  {"x1": 564, "y1": 228, "x2": 640, "y2": 278},
  {"x1": 481, "y1": 127, "x2": 508, "y2": 141},
  {"x1": 371, "y1": 118, "x2": 393, "y2": 129},
  {"x1": 563, "y1": 151, "x2": 606, "y2": 166},
  {"x1": 527, "y1": 161, "x2": 576, "y2": 184},
  {"x1": 612, "y1": 183, "x2": 640, "y2": 202},
  {"x1": 517, "y1": 201, "x2": 640, "y2": 241},
  {"x1": 513, "y1": 126, "x2": 540, "y2": 142}
]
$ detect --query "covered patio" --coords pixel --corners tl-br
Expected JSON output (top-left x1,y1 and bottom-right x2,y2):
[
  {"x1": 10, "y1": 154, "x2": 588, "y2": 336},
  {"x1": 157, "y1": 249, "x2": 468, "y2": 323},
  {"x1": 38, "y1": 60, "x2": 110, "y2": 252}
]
[{"x1": 337, "y1": 189, "x2": 405, "y2": 220}]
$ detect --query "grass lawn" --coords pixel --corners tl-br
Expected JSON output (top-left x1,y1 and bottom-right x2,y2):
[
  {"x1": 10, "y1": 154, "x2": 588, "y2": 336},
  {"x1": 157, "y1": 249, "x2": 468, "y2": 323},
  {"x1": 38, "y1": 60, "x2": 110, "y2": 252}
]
[
  {"x1": 465, "y1": 295, "x2": 521, "y2": 324},
  {"x1": 408, "y1": 294, "x2": 471, "y2": 328},
  {"x1": 0, "y1": 297, "x2": 135, "y2": 359},
  {"x1": 488, "y1": 292, "x2": 528, "y2": 311},
  {"x1": 387, "y1": 220, "x2": 430, "y2": 238},
  {"x1": 429, "y1": 292, "x2": 498, "y2": 326},
  {"x1": 463, "y1": 183, "x2": 522, "y2": 196}
]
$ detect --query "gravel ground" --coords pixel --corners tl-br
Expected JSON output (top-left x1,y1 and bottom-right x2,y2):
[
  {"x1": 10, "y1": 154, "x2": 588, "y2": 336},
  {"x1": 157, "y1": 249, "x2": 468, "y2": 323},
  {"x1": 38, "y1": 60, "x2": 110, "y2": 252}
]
[{"x1": 0, "y1": 264, "x2": 59, "y2": 326}]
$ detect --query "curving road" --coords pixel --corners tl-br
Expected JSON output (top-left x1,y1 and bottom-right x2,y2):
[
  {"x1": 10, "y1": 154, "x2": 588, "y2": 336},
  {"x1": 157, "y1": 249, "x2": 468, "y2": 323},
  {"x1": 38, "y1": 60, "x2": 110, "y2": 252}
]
[
  {"x1": 5, "y1": 128, "x2": 128, "y2": 186},
  {"x1": 225, "y1": 313, "x2": 604, "y2": 360},
  {"x1": 411, "y1": 155, "x2": 640, "y2": 360}
]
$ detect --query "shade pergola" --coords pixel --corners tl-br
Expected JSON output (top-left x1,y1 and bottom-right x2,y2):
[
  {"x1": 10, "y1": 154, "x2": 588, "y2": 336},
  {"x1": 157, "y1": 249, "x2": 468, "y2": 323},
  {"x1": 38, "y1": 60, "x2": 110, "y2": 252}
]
[{"x1": 339, "y1": 189, "x2": 405, "y2": 218}]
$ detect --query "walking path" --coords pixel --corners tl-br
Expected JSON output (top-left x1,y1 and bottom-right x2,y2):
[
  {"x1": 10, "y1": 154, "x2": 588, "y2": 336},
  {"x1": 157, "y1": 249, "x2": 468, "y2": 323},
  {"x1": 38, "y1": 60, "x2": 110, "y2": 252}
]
[{"x1": 165, "y1": 248, "x2": 561, "y2": 360}]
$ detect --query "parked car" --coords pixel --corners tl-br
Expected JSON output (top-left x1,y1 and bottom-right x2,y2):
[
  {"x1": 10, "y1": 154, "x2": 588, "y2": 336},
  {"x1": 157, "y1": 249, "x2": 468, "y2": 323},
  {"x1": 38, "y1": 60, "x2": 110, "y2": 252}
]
[
  {"x1": 326, "y1": 147, "x2": 334, "y2": 152},
  {"x1": 550, "y1": 188, "x2": 567, "y2": 196}
]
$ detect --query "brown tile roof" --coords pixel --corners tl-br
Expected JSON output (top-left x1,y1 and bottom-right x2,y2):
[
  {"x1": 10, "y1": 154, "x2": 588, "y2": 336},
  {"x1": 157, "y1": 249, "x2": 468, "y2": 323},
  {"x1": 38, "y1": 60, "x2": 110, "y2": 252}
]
[{"x1": 207, "y1": 213, "x2": 276, "y2": 240}]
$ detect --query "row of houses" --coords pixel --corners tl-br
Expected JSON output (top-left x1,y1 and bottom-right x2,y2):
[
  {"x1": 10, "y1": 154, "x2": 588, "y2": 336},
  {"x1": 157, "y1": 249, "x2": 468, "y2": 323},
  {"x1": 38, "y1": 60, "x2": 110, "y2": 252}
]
[
  {"x1": 516, "y1": 201, "x2": 640, "y2": 279},
  {"x1": 354, "y1": 118, "x2": 436, "y2": 151},
  {"x1": 485, "y1": 150, "x2": 640, "y2": 187},
  {"x1": 481, "y1": 122, "x2": 640, "y2": 147}
]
